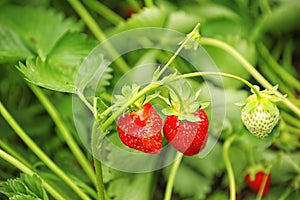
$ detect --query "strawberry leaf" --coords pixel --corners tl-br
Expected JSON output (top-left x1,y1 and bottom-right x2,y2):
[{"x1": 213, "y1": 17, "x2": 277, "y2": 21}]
[
  {"x1": 0, "y1": 174, "x2": 48, "y2": 200},
  {"x1": 0, "y1": 4, "x2": 108, "y2": 94},
  {"x1": 47, "y1": 32, "x2": 98, "y2": 68},
  {"x1": 0, "y1": 5, "x2": 83, "y2": 60},
  {"x1": 17, "y1": 32, "x2": 98, "y2": 93},
  {"x1": 0, "y1": 24, "x2": 33, "y2": 63},
  {"x1": 74, "y1": 53, "x2": 112, "y2": 95}
]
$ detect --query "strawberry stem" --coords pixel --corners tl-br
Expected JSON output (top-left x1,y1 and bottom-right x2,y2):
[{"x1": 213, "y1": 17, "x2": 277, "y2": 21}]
[
  {"x1": 163, "y1": 152, "x2": 183, "y2": 200},
  {"x1": 153, "y1": 23, "x2": 201, "y2": 81},
  {"x1": 256, "y1": 166, "x2": 272, "y2": 200},
  {"x1": 91, "y1": 122, "x2": 106, "y2": 200},
  {"x1": 100, "y1": 71, "x2": 262, "y2": 133},
  {"x1": 82, "y1": 0, "x2": 124, "y2": 25},
  {"x1": 248, "y1": 146, "x2": 256, "y2": 166},
  {"x1": 77, "y1": 90, "x2": 97, "y2": 118},
  {"x1": 223, "y1": 135, "x2": 237, "y2": 200},
  {"x1": 176, "y1": 72, "x2": 261, "y2": 99}
]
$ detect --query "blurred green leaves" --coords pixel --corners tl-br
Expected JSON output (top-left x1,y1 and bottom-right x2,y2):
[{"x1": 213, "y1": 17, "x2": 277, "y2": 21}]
[
  {"x1": 0, "y1": 0, "x2": 299, "y2": 200},
  {"x1": 0, "y1": 5, "x2": 82, "y2": 62},
  {"x1": 0, "y1": 174, "x2": 48, "y2": 200},
  {"x1": 0, "y1": 4, "x2": 103, "y2": 93}
]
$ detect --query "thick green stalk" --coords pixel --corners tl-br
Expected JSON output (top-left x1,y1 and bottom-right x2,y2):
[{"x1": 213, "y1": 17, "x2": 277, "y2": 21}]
[
  {"x1": 223, "y1": 135, "x2": 237, "y2": 200},
  {"x1": 0, "y1": 140, "x2": 32, "y2": 169},
  {"x1": 198, "y1": 37, "x2": 300, "y2": 117},
  {"x1": 258, "y1": 0, "x2": 271, "y2": 15},
  {"x1": 91, "y1": 122, "x2": 105, "y2": 200},
  {"x1": 258, "y1": 58, "x2": 295, "y2": 97},
  {"x1": 257, "y1": 43, "x2": 300, "y2": 92},
  {"x1": 67, "y1": 0, "x2": 105, "y2": 42},
  {"x1": 271, "y1": 40, "x2": 284, "y2": 61},
  {"x1": 29, "y1": 84, "x2": 97, "y2": 187},
  {"x1": 247, "y1": 146, "x2": 256, "y2": 166},
  {"x1": 67, "y1": 0, "x2": 130, "y2": 73},
  {"x1": 278, "y1": 187, "x2": 293, "y2": 200},
  {"x1": 282, "y1": 39, "x2": 293, "y2": 69},
  {"x1": 82, "y1": 0, "x2": 124, "y2": 25},
  {"x1": 256, "y1": 167, "x2": 272, "y2": 200},
  {"x1": 0, "y1": 148, "x2": 67, "y2": 200},
  {"x1": 281, "y1": 111, "x2": 300, "y2": 129},
  {"x1": 285, "y1": 125, "x2": 300, "y2": 135},
  {"x1": 163, "y1": 152, "x2": 183, "y2": 200},
  {"x1": 0, "y1": 101, "x2": 91, "y2": 200}
]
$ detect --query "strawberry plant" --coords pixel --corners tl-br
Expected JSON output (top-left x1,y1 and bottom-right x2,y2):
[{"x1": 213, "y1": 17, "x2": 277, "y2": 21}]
[{"x1": 1, "y1": 0, "x2": 300, "y2": 200}]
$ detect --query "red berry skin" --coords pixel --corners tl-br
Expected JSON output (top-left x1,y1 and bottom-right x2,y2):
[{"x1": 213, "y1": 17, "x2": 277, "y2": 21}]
[
  {"x1": 117, "y1": 103, "x2": 162, "y2": 154},
  {"x1": 163, "y1": 110, "x2": 209, "y2": 156},
  {"x1": 245, "y1": 172, "x2": 271, "y2": 197}
]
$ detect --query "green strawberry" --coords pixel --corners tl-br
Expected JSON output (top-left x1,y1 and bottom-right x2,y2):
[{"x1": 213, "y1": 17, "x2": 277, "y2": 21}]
[{"x1": 240, "y1": 86, "x2": 281, "y2": 138}]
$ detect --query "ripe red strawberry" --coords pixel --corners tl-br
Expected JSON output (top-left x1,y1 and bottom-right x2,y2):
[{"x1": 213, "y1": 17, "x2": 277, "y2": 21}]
[
  {"x1": 245, "y1": 171, "x2": 271, "y2": 197},
  {"x1": 163, "y1": 109, "x2": 209, "y2": 156},
  {"x1": 117, "y1": 103, "x2": 162, "y2": 154}
]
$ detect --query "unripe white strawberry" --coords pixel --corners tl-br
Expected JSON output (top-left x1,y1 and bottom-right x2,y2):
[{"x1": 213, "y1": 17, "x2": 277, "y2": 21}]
[{"x1": 240, "y1": 86, "x2": 282, "y2": 138}]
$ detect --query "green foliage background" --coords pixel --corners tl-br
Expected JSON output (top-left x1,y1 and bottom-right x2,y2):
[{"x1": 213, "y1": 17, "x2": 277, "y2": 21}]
[{"x1": 0, "y1": 0, "x2": 300, "y2": 199}]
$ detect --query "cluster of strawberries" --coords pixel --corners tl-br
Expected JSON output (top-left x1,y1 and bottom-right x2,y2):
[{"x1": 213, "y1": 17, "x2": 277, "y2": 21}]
[{"x1": 117, "y1": 103, "x2": 209, "y2": 156}]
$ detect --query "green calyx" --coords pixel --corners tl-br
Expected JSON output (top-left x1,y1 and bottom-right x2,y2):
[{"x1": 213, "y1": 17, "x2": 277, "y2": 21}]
[
  {"x1": 114, "y1": 83, "x2": 160, "y2": 113},
  {"x1": 241, "y1": 85, "x2": 283, "y2": 114},
  {"x1": 246, "y1": 164, "x2": 268, "y2": 181},
  {"x1": 162, "y1": 80, "x2": 209, "y2": 121}
]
